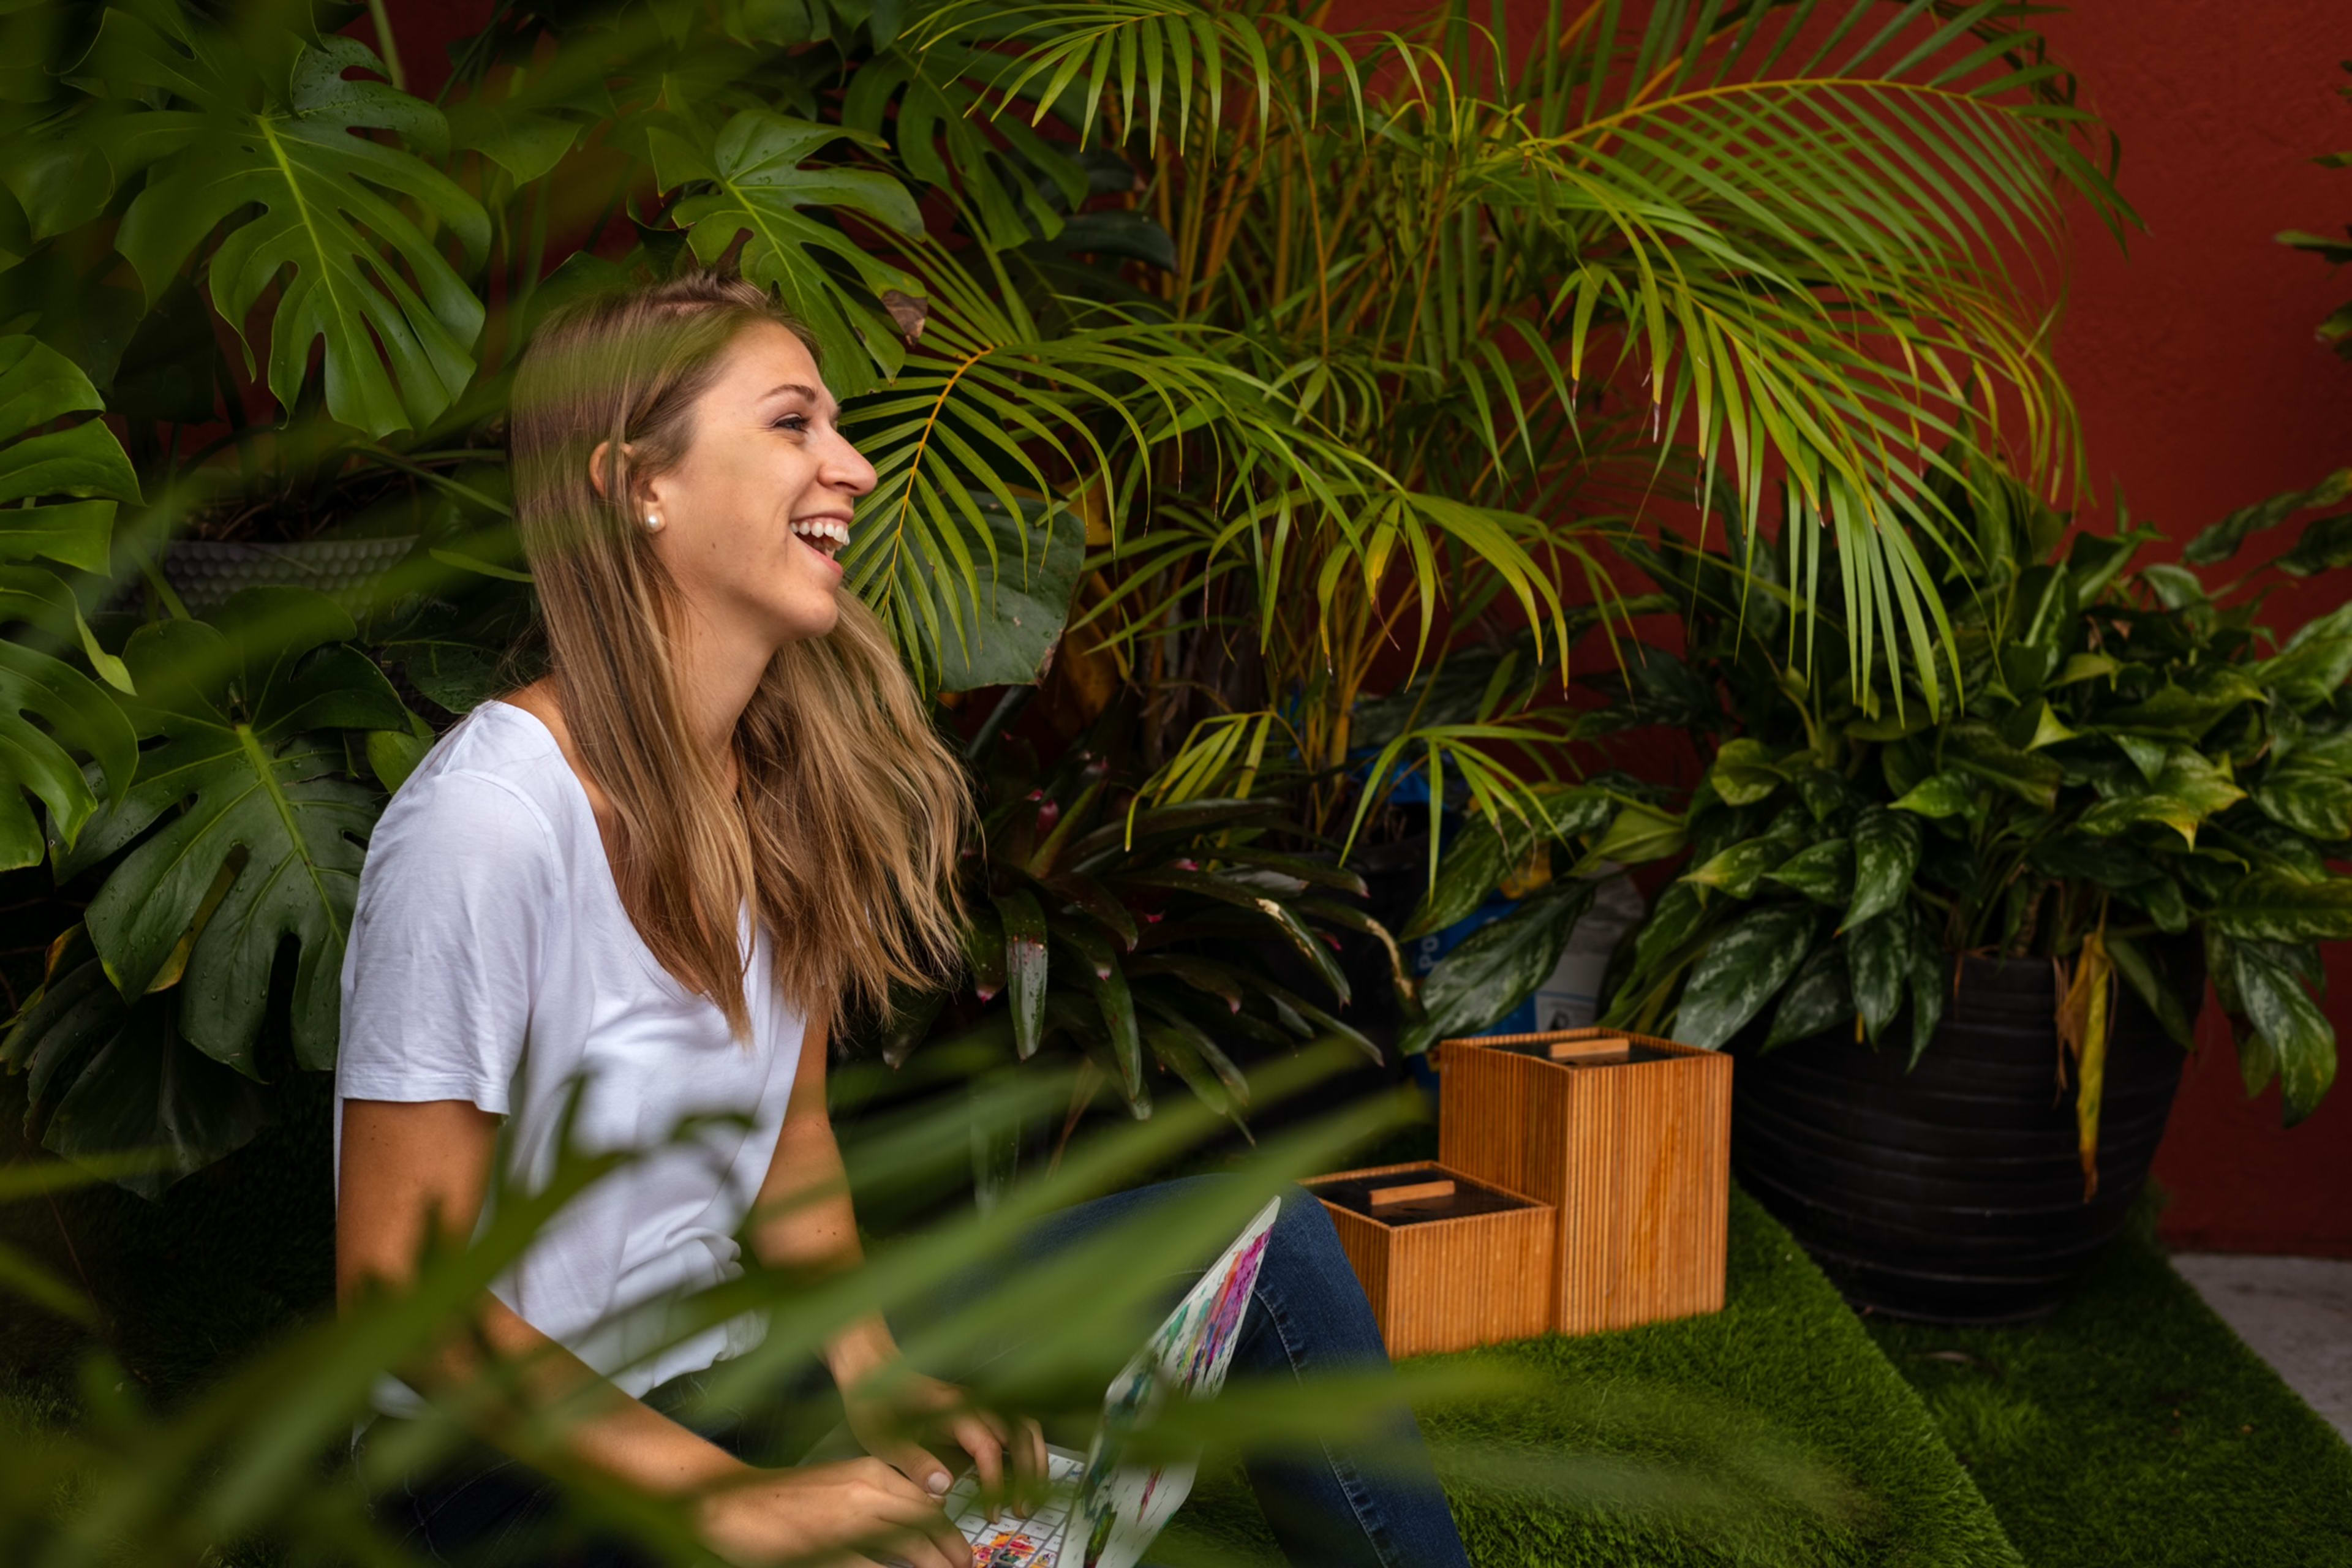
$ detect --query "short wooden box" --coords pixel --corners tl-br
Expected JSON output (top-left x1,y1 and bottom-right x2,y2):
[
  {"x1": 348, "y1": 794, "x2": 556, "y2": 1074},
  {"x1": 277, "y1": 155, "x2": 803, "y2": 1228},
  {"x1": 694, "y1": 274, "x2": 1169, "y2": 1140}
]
[
  {"x1": 1437, "y1": 1027, "x2": 1732, "y2": 1334},
  {"x1": 1306, "y1": 1161, "x2": 1555, "y2": 1357}
]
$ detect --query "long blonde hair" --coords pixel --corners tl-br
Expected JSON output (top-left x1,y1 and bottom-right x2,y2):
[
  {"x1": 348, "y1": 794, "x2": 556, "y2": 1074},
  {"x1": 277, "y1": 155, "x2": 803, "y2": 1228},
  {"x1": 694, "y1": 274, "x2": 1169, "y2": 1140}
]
[{"x1": 508, "y1": 271, "x2": 970, "y2": 1036}]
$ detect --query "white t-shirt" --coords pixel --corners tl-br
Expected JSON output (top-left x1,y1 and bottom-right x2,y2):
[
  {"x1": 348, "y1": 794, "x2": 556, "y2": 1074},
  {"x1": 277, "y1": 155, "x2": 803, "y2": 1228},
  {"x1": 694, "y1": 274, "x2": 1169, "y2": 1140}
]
[{"x1": 335, "y1": 699, "x2": 807, "y2": 1415}]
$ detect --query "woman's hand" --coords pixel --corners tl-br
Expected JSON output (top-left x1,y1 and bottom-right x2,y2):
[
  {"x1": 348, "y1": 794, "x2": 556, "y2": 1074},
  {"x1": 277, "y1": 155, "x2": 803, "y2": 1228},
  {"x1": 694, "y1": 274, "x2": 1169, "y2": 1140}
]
[
  {"x1": 843, "y1": 1370, "x2": 1050, "y2": 1521},
  {"x1": 697, "y1": 1457, "x2": 972, "y2": 1568}
]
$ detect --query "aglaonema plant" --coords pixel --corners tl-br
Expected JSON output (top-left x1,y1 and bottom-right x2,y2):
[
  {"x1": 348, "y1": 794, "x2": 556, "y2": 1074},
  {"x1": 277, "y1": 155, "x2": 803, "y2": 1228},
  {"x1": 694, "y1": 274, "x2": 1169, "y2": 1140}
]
[{"x1": 1600, "y1": 461, "x2": 2352, "y2": 1192}]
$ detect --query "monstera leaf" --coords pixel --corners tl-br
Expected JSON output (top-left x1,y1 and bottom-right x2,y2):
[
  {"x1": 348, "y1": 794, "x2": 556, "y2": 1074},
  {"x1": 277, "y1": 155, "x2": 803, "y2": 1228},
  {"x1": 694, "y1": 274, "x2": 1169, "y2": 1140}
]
[
  {"x1": 59, "y1": 590, "x2": 410, "y2": 1075},
  {"x1": 650, "y1": 109, "x2": 926, "y2": 396},
  {"x1": 88, "y1": 12, "x2": 489, "y2": 437},
  {"x1": 0, "y1": 954, "x2": 265, "y2": 1199},
  {"x1": 0, "y1": 336, "x2": 140, "y2": 866},
  {"x1": 840, "y1": 41, "x2": 1088, "y2": 252}
]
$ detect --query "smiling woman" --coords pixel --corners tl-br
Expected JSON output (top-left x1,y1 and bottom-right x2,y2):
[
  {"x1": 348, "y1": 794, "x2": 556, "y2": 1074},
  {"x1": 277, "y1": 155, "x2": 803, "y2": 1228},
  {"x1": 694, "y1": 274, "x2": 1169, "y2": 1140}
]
[
  {"x1": 501, "y1": 273, "x2": 967, "y2": 1039},
  {"x1": 333, "y1": 269, "x2": 1476, "y2": 1568}
]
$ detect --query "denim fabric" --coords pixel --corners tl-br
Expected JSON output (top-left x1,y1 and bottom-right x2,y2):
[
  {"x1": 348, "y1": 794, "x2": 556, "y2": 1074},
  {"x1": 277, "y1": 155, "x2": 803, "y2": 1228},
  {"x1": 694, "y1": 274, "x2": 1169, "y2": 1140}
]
[
  {"x1": 383, "y1": 1182, "x2": 1469, "y2": 1568},
  {"x1": 1016, "y1": 1180, "x2": 1471, "y2": 1568}
]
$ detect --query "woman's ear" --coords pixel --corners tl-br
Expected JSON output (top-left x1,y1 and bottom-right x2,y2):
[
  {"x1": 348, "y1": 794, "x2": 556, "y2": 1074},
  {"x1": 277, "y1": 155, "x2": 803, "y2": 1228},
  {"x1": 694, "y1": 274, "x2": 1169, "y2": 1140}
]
[{"x1": 587, "y1": 439, "x2": 632, "y2": 501}]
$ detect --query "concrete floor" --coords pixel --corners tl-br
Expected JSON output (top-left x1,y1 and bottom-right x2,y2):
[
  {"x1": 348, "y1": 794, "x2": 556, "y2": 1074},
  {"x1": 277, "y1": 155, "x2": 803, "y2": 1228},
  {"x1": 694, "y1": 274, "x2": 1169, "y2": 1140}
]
[{"x1": 2174, "y1": 1253, "x2": 2352, "y2": 1442}]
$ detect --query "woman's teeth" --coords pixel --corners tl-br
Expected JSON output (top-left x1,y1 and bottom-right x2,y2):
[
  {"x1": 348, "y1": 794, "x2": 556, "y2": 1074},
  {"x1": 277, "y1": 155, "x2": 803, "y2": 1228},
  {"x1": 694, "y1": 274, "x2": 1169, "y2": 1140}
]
[{"x1": 790, "y1": 518, "x2": 850, "y2": 556}]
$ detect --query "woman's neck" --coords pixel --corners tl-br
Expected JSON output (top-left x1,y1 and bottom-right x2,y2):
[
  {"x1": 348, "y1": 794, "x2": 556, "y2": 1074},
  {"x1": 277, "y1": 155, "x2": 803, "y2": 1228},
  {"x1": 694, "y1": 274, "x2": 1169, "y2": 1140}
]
[{"x1": 666, "y1": 603, "x2": 771, "y2": 767}]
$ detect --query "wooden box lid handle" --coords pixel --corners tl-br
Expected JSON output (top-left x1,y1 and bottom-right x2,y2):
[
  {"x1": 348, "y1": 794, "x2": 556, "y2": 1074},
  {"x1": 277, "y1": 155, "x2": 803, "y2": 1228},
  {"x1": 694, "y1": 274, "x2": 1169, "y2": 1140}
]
[
  {"x1": 1368, "y1": 1178, "x2": 1457, "y2": 1207},
  {"x1": 1550, "y1": 1035, "x2": 1632, "y2": 1061}
]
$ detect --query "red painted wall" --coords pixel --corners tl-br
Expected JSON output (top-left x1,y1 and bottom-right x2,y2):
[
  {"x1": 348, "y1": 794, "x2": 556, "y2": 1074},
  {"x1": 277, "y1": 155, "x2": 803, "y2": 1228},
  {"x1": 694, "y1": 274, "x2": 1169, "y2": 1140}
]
[
  {"x1": 384, "y1": 0, "x2": 2349, "y2": 1250},
  {"x1": 2034, "y1": 1, "x2": 2352, "y2": 1258}
]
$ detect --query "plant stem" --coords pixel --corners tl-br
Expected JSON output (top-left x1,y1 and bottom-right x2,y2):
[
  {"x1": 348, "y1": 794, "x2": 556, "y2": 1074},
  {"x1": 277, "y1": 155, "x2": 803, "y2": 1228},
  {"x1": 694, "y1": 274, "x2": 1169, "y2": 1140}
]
[{"x1": 366, "y1": 0, "x2": 406, "y2": 92}]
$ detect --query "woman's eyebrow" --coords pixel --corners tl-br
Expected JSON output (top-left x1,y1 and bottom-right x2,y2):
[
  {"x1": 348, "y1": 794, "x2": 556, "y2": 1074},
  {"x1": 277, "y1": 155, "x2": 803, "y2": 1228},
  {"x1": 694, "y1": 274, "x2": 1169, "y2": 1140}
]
[{"x1": 761, "y1": 380, "x2": 837, "y2": 418}]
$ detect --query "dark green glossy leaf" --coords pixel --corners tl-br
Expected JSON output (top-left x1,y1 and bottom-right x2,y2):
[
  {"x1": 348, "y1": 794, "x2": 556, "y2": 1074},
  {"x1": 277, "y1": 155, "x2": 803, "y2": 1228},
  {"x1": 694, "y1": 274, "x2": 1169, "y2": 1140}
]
[
  {"x1": 0, "y1": 959, "x2": 264, "y2": 1199},
  {"x1": 2118, "y1": 875, "x2": 2190, "y2": 933},
  {"x1": 1215, "y1": 848, "x2": 1367, "y2": 899},
  {"x1": 1124, "y1": 954, "x2": 1245, "y2": 1013},
  {"x1": 2097, "y1": 669, "x2": 2264, "y2": 742},
  {"x1": 2078, "y1": 748, "x2": 2247, "y2": 847},
  {"x1": 66, "y1": 591, "x2": 407, "y2": 1072},
  {"x1": 2106, "y1": 731, "x2": 2169, "y2": 783},
  {"x1": 2183, "y1": 469, "x2": 2352, "y2": 564},
  {"x1": 1890, "y1": 771, "x2": 1973, "y2": 818},
  {"x1": 653, "y1": 109, "x2": 924, "y2": 396},
  {"x1": 1847, "y1": 807, "x2": 1921, "y2": 929},
  {"x1": 1681, "y1": 835, "x2": 1785, "y2": 899},
  {"x1": 1675, "y1": 904, "x2": 1816, "y2": 1050},
  {"x1": 1792, "y1": 767, "x2": 1857, "y2": 823},
  {"x1": 1085, "y1": 956, "x2": 1142, "y2": 1099},
  {"x1": 1136, "y1": 1000, "x2": 1250, "y2": 1108},
  {"x1": 1049, "y1": 918, "x2": 1115, "y2": 980},
  {"x1": 1566, "y1": 801, "x2": 1685, "y2": 875},
  {"x1": 1401, "y1": 817, "x2": 1512, "y2": 938},
  {"x1": 1765, "y1": 944, "x2": 1850, "y2": 1050},
  {"x1": 1300, "y1": 897, "x2": 1409, "y2": 1001},
  {"x1": 2208, "y1": 870, "x2": 2352, "y2": 943},
  {"x1": 1905, "y1": 932, "x2": 1948, "y2": 1069},
  {"x1": 1144, "y1": 1024, "x2": 1233, "y2": 1120},
  {"x1": 1398, "y1": 881, "x2": 1597, "y2": 1055},
  {"x1": 2255, "y1": 756, "x2": 2352, "y2": 840},
  {"x1": 0, "y1": 334, "x2": 138, "y2": 570},
  {"x1": 1847, "y1": 911, "x2": 1913, "y2": 1044},
  {"x1": 97, "y1": 17, "x2": 489, "y2": 436},
  {"x1": 1709, "y1": 737, "x2": 1783, "y2": 806},
  {"x1": 1943, "y1": 722, "x2": 2061, "y2": 809},
  {"x1": 1118, "y1": 867, "x2": 1347, "y2": 1003},
  {"x1": 962, "y1": 909, "x2": 1006, "y2": 1001},
  {"x1": 878, "y1": 983, "x2": 948, "y2": 1069},
  {"x1": 2231, "y1": 940, "x2": 2337, "y2": 1125},
  {"x1": 2276, "y1": 512, "x2": 2352, "y2": 577},
  {"x1": 899, "y1": 490, "x2": 1085, "y2": 693},
  {"x1": 2106, "y1": 932, "x2": 2193, "y2": 1049},
  {"x1": 1763, "y1": 839, "x2": 1853, "y2": 906},
  {"x1": 1632, "y1": 881, "x2": 1708, "y2": 973},
  {"x1": 992, "y1": 888, "x2": 1049, "y2": 1059},
  {"x1": 1035, "y1": 869, "x2": 1138, "y2": 950},
  {"x1": 2259, "y1": 603, "x2": 2352, "y2": 710}
]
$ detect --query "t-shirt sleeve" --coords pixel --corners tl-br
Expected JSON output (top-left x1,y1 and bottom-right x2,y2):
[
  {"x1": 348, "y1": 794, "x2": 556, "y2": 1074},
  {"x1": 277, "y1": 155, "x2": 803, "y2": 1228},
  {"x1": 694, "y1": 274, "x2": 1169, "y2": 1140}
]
[{"x1": 337, "y1": 769, "x2": 559, "y2": 1116}]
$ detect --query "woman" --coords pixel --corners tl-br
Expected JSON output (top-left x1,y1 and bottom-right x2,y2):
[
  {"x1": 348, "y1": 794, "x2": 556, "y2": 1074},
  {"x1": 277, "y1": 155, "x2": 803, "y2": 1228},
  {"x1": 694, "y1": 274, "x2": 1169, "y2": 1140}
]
[{"x1": 335, "y1": 270, "x2": 1472, "y2": 1568}]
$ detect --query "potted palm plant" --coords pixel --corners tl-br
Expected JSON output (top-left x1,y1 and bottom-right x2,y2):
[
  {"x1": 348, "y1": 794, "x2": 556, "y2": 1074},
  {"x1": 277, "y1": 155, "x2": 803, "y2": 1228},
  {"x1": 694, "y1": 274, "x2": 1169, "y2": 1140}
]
[{"x1": 1600, "y1": 462, "x2": 2352, "y2": 1322}]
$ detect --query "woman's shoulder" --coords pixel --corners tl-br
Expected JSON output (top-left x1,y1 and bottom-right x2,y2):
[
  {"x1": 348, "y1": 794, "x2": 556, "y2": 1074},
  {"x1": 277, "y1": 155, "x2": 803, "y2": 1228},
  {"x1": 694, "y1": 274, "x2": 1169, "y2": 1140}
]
[{"x1": 373, "y1": 702, "x2": 579, "y2": 869}]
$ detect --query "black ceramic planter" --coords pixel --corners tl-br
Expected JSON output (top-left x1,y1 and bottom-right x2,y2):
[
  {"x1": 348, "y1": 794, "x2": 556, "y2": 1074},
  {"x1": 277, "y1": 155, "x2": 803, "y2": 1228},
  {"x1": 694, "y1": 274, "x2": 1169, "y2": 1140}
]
[{"x1": 1731, "y1": 952, "x2": 2190, "y2": 1325}]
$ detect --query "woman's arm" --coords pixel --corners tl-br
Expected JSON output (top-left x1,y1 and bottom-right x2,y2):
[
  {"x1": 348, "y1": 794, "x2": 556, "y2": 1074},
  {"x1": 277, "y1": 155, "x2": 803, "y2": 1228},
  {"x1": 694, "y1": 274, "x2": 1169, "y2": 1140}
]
[
  {"x1": 750, "y1": 1019, "x2": 1047, "y2": 1507},
  {"x1": 339, "y1": 1097, "x2": 970, "y2": 1567}
]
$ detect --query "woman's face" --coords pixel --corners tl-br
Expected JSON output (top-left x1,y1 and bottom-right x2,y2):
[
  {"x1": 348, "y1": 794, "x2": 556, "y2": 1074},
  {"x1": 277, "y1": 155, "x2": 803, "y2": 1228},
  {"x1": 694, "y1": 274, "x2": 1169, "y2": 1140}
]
[{"x1": 637, "y1": 318, "x2": 876, "y2": 649}]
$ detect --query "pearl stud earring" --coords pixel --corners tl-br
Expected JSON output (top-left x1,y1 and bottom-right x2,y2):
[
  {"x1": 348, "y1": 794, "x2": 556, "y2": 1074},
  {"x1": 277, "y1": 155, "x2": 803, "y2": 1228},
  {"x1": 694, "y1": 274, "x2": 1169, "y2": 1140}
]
[{"x1": 644, "y1": 510, "x2": 665, "y2": 533}]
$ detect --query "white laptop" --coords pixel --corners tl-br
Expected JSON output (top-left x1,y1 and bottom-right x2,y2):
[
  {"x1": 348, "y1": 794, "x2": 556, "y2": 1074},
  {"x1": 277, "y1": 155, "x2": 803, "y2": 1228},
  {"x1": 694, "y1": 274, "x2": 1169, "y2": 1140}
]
[{"x1": 942, "y1": 1198, "x2": 1282, "y2": 1568}]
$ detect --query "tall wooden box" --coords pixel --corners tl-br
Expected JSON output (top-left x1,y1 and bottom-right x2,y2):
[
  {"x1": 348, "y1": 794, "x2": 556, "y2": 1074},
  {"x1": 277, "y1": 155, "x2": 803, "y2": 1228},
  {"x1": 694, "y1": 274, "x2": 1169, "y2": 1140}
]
[
  {"x1": 1437, "y1": 1028, "x2": 1732, "y2": 1334},
  {"x1": 1305, "y1": 1161, "x2": 1555, "y2": 1357}
]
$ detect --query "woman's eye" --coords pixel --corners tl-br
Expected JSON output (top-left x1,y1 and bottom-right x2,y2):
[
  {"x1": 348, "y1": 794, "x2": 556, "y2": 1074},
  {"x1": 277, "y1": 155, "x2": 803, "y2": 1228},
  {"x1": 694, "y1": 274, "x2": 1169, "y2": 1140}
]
[{"x1": 772, "y1": 415, "x2": 808, "y2": 433}]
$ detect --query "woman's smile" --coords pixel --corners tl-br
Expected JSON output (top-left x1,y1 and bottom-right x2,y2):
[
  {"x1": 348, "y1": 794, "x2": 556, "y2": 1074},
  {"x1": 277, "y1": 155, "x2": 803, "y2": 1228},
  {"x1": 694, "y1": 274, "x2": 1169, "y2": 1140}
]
[{"x1": 788, "y1": 512, "x2": 851, "y2": 572}]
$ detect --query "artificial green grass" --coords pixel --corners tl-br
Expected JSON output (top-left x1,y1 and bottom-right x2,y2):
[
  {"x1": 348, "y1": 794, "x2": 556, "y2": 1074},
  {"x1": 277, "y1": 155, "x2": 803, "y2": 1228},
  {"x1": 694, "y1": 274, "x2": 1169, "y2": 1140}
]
[
  {"x1": 1865, "y1": 1215, "x2": 2352, "y2": 1568},
  {"x1": 1159, "y1": 1185, "x2": 2022, "y2": 1568}
]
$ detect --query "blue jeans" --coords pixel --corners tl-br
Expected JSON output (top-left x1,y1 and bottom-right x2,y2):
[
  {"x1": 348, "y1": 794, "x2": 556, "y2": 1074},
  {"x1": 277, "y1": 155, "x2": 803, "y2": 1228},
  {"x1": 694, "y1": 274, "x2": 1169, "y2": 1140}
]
[{"x1": 386, "y1": 1182, "x2": 1470, "y2": 1567}]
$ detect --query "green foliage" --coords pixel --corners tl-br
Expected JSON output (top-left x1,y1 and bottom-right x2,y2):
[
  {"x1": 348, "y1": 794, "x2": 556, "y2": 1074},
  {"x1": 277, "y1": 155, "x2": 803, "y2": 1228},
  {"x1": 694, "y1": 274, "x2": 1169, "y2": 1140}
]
[
  {"x1": 0, "y1": 0, "x2": 2132, "y2": 1193},
  {"x1": 2279, "y1": 58, "x2": 2352, "y2": 361},
  {"x1": 894, "y1": 710, "x2": 1384, "y2": 1137},
  {"x1": 1605, "y1": 470, "x2": 2352, "y2": 1125},
  {"x1": 0, "y1": 1047, "x2": 1465, "y2": 1563},
  {"x1": 80, "y1": 12, "x2": 491, "y2": 437}
]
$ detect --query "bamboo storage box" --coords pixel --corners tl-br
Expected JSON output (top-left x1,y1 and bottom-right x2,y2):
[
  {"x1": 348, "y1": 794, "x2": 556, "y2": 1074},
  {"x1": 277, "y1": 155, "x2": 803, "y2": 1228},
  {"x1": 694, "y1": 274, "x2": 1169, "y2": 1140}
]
[
  {"x1": 1305, "y1": 1161, "x2": 1555, "y2": 1357},
  {"x1": 1438, "y1": 1027, "x2": 1731, "y2": 1335}
]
